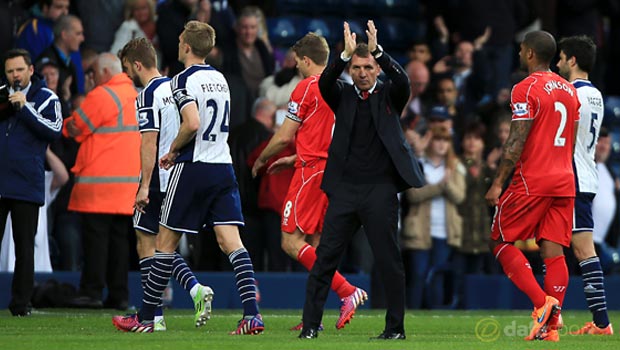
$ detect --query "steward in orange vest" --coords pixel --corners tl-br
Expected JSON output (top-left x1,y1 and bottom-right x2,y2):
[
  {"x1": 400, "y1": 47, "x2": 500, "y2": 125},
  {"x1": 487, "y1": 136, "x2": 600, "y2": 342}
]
[{"x1": 63, "y1": 61, "x2": 140, "y2": 215}]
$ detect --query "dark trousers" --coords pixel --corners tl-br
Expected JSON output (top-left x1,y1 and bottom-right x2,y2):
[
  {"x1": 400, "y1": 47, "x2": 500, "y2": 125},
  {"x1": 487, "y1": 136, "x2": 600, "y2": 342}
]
[
  {"x1": 79, "y1": 213, "x2": 130, "y2": 303},
  {"x1": 302, "y1": 182, "x2": 405, "y2": 333},
  {"x1": 0, "y1": 198, "x2": 39, "y2": 314}
]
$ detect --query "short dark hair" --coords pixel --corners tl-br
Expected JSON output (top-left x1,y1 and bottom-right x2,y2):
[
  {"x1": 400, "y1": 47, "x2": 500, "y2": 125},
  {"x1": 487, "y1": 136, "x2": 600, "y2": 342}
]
[
  {"x1": 463, "y1": 121, "x2": 487, "y2": 139},
  {"x1": 353, "y1": 43, "x2": 370, "y2": 58},
  {"x1": 292, "y1": 32, "x2": 329, "y2": 66},
  {"x1": 558, "y1": 35, "x2": 597, "y2": 73},
  {"x1": 4, "y1": 48, "x2": 32, "y2": 66},
  {"x1": 118, "y1": 38, "x2": 157, "y2": 69},
  {"x1": 523, "y1": 30, "x2": 556, "y2": 64},
  {"x1": 53, "y1": 14, "x2": 79, "y2": 40},
  {"x1": 599, "y1": 126, "x2": 609, "y2": 138}
]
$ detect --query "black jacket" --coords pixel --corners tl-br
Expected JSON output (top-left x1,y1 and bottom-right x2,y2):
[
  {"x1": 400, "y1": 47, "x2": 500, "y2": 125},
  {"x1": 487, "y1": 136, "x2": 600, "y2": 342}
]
[{"x1": 318, "y1": 51, "x2": 426, "y2": 194}]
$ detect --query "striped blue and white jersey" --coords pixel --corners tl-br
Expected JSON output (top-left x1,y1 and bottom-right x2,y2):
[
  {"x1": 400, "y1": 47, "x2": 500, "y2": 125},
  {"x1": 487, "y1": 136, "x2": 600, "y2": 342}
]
[
  {"x1": 136, "y1": 76, "x2": 180, "y2": 192},
  {"x1": 171, "y1": 64, "x2": 232, "y2": 164},
  {"x1": 573, "y1": 79, "x2": 604, "y2": 194}
]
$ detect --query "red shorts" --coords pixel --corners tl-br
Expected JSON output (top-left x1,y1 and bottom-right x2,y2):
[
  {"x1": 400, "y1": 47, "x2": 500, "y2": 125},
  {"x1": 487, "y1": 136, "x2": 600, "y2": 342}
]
[
  {"x1": 281, "y1": 159, "x2": 328, "y2": 235},
  {"x1": 490, "y1": 191, "x2": 574, "y2": 247}
]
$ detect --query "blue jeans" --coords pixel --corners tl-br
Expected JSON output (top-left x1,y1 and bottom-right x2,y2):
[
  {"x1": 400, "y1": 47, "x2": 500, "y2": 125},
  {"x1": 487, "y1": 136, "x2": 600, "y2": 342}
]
[{"x1": 406, "y1": 238, "x2": 452, "y2": 309}]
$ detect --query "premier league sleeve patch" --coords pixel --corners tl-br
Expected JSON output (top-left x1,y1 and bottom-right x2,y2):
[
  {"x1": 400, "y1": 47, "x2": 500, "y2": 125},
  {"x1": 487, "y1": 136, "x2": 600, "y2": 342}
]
[
  {"x1": 288, "y1": 101, "x2": 299, "y2": 115},
  {"x1": 512, "y1": 102, "x2": 529, "y2": 117},
  {"x1": 138, "y1": 111, "x2": 149, "y2": 127}
]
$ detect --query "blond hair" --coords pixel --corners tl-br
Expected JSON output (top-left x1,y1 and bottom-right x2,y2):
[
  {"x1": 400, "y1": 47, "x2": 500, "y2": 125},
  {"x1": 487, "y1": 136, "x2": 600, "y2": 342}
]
[
  {"x1": 182, "y1": 20, "x2": 216, "y2": 58},
  {"x1": 124, "y1": 0, "x2": 156, "y2": 22}
]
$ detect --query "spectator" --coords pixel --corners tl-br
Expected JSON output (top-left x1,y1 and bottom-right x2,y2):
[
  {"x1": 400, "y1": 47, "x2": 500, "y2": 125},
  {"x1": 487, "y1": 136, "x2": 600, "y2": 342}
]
[
  {"x1": 109, "y1": 0, "x2": 158, "y2": 56},
  {"x1": 36, "y1": 58, "x2": 72, "y2": 116},
  {"x1": 432, "y1": 37, "x2": 492, "y2": 116},
  {"x1": 221, "y1": 6, "x2": 275, "y2": 107},
  {"x1": 592, "y1": 128, "x2": 620, "y2": 271},
  {"x1": 74, "y1": 0, "x2": 124, "y2": 53},
  {"x1": 35, "y1": 14, "x2": 84, "y2": 103},
  {"x1": 406, "y1": 40, "x2": 433, "y2": 66},
  {"x1": 0, "y1": 49, "x2": 63, "y2": 316},
  {"x1": 63, "y1": 53, "x2": 140, "y2": 309},
  {"x1": 452, "y1": 122, "x2": 495, "y2": 307},
  {"x1": 157, "y1": 0, "x2": 198, "y2": 77},
  {"x1": 258, "y1": 49, "x2": 302, "y2": 108},
  {"x1": 15, "y1": 0, "x2": 86, "y2": 94},
  {"x1": 246, "y1": 129, "x2": 296, "y2": 272},
  {"x1": 401, "y1": 60, "x2": 430, "y2": 126},
  {"x1": 15, "y1": 0, "x2": 70, "y2": 61},
  {"x1": 0, "y1": 1, "x2": 27, "y2": 54},
  {"x1": 401, "y1": 126, "x2": 465, "y2": 309},
  {"x1": 434, "y1": 76, "x2": 473, "y2": 151}
]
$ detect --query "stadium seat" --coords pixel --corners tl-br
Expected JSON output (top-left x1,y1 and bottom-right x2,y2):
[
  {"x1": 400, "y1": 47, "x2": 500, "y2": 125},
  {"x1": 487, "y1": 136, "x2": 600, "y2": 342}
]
[
  {"x1": 375, "y1": 0, "x2": 419, "y2": 17},
  {"x1": 344, "y1": 18, "x2": 366, "y2": 40},
  {"x1": 267, "y1": 17, "x2": 298, "y2": 47},
  {"x1": 604, "y1": 95, "x2": 620, "y2": 127},
  {"x1": 275, "y1": 0, "x2": 314, "y2": 15},
  {"x1": 275, "y1": 0, "x2": 343, "y2": 16},
  {"x1": 345, "y1": 0, "x2": 376, "y2": 17},
  {"x1": 297, "y1": 17, "x2": 334, "y2": 42},
  {"x1": 376, "y1": 17, "x2": 419, "y2": 50}
]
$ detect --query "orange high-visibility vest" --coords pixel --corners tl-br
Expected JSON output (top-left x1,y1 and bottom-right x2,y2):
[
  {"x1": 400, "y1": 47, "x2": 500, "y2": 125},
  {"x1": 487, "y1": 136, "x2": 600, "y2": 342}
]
[{"x1": 64, "y1": 73, "x2": 140, "y2": 215}]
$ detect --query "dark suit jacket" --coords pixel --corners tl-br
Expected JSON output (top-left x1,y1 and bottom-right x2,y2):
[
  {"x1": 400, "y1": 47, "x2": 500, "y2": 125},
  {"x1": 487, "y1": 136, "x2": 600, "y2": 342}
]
[{"x1": 318, "y1": 51, "x2": 426, "y2": 194}]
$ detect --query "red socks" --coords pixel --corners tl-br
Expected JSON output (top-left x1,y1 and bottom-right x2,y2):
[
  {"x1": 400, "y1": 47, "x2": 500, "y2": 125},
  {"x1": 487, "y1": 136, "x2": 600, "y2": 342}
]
[
  {"x1": 494, "y1": 243, "x2": 546, "y2": 308},
  {"x1": 297, "y1": 244, "x2": 356, "y2": 298},
  {"x1": 543, "y1": 255, "x2": 568, "y2": 306}
]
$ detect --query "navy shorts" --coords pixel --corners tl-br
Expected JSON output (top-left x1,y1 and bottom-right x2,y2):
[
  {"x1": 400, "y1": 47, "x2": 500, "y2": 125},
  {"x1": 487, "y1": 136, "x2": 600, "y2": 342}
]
[
  {"x1": 133, "y1": 190, "x2": 165, "y2": 234},
  {"x1": 159, "y1": 162, "x2": 244, "y2": 234},
  {"x1": 573, "y1": 192, "x2": 595, "y2": 233}
]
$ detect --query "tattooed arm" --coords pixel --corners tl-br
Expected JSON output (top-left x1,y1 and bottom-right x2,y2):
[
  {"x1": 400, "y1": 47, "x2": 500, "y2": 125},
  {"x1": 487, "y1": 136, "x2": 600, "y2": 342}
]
[{"x1": 485, "y1": 119, "x2": 533, "y2": 206}]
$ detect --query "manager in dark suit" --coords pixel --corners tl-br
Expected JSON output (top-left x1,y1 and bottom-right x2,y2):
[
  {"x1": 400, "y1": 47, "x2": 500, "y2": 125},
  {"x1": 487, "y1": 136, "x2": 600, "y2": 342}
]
[{"x1": 299, "y1": 21, "x2": 426, "y2": 340}]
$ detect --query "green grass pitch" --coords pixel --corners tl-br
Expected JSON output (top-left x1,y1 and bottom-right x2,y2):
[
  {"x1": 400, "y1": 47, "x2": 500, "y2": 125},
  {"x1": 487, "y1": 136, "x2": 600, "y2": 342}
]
[{"x1": 1, "y1": 309, "x2": 618, "y2": 350}]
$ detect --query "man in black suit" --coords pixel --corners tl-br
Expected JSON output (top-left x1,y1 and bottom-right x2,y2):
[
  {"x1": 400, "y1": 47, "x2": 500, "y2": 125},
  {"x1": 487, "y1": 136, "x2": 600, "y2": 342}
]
[{"x1": 299, "y1": 20, "x2": 426, "y2": 340}]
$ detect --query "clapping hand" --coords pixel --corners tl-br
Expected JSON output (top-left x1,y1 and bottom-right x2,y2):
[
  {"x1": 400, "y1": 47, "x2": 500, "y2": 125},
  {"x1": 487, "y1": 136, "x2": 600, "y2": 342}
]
[
  {"x1": 343, "y1": 21, "x2": 356, "y2": 59},
  {"x1": 366, "y1": 20, "x2": 378, "y2": 53}
]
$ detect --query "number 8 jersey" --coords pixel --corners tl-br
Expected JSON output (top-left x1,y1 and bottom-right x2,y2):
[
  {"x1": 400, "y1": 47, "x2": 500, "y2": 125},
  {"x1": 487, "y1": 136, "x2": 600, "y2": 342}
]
[
  {"x1": 509, "y1": 71, "x2": 581, "y2": 197},
  {"x1": 171, "y1": 64, "x2": 232, "y2": 164}
]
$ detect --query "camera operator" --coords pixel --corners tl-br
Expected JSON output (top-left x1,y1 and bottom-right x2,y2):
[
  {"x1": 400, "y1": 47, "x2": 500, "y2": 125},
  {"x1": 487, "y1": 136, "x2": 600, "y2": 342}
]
[{"x1": 0, "y1": 48, "x2": 62, "y2": 316}]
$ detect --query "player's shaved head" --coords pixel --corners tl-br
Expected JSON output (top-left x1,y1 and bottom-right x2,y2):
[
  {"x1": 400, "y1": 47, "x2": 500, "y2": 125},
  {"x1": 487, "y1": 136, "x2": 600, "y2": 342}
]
[{"x1": 523, "y1": 30, "x2": 556, "y2": 64}]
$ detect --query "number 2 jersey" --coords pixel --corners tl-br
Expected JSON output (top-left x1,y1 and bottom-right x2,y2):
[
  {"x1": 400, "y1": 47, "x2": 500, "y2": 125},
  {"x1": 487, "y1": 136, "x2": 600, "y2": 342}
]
[
  {"x1": 509, "y1": 71, "x2": 580, "y2": 197},
  {"x1": 572, "y1": 79, "x2": 604, "y2": 194},
  {"x1": 171, "y1": 64, "x2": 232, "y2": 164}
]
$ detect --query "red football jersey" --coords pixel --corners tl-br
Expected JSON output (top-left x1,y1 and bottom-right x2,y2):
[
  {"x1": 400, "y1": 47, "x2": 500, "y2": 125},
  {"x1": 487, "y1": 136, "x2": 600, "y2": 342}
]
[
  {"x1": 508, "y1": 71, "x2": 580, "y2": 197},
  {"x1": 286, "y1": 75, "x2": 335, "y2": 166}
]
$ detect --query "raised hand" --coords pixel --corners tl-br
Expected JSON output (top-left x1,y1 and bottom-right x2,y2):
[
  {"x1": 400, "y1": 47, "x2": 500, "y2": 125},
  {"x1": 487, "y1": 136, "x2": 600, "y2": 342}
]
[
  {"x1": 366, "y1": 20, "x2": 378, "y2": 53},
  {"x1": 343, "y1": 21, "x2": 357, "y2": 58}
]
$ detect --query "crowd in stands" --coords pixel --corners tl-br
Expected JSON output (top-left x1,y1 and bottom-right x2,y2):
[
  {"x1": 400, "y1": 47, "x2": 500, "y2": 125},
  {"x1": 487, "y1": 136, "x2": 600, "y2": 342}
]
[{"x1": 1, "y1": 0, "x2": 620, "y2": 310}]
